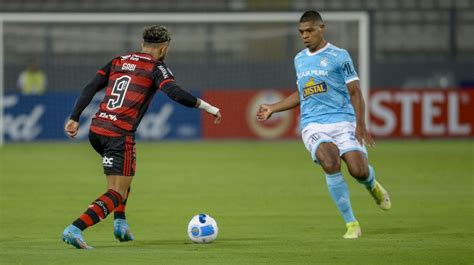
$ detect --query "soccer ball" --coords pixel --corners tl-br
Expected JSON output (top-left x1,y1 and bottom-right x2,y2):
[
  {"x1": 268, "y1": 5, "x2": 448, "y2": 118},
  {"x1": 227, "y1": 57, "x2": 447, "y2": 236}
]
[{"x1": 187, "y1": 214, "x2": 218, "y2": 243}]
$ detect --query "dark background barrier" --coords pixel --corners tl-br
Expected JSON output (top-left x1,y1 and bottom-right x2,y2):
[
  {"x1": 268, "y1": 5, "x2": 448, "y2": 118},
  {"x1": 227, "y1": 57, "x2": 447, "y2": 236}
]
[{"x1": 5, "y1": 89, "x2": 473, "y2": 142}]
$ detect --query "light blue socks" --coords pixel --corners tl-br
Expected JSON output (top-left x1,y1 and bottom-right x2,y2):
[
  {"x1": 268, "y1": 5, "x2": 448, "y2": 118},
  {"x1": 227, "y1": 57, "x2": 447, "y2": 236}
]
[
  {"x1": 325, "y1": 172, "x2": 356, "y2": 223},
  {"x1": 356, "y1": 165, "x2": 376, "y2": 190}
]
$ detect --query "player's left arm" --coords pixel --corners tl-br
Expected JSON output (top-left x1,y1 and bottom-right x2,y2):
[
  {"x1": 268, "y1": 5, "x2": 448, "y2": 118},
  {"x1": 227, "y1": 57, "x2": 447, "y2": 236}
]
[
  {"x1": 347, "y1": 80, "x2": 374, "y2": 147},
  {"x1": 340, "y1": 50, "x2": 374, "y2": 147},
  {"x1": 160, "y1": 84, "x2": 222, "y2": 124},
  {"x1": 154, "y1": 64, "x2": 221, "y2": 124}
]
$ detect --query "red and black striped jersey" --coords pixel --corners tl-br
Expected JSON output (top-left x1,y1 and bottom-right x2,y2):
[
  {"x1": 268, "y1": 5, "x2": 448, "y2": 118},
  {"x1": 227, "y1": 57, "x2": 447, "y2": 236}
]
[
  {"x1": 90, "y1": 52, "x2": 175, "y2": 136},
  {"x1": 70, "y1": 52, "x2": 198, "y2": 137}
]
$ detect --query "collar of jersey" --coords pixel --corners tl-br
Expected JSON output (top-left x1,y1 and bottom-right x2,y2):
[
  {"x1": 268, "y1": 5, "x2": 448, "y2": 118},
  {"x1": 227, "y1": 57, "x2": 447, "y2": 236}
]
[
  {"x1": 133, "y1": 52, "x2": 159, "y2": 62},
  {"x1": 305, "y1": 42, "x2": 330, "y2": 57}
]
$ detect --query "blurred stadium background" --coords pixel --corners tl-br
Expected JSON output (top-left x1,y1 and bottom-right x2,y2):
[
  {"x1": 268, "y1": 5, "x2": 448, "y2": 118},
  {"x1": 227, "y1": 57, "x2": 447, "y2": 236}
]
[
  {"x1": 1, "y1": 0, "x2": 473, "y2": 142},
  {"x1": 0, "y1": 1, "x2": 473, "y2": 265}
]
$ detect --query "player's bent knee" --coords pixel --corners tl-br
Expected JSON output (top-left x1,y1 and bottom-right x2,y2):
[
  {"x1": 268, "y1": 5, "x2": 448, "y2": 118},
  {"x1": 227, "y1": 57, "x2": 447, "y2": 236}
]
[
  {"x1": 319, "y1": 157, "x2": 341, "y2": 173},
  {"x1": 348, "y1": 165, "x2": 369, "y2": 180},
  {"x1": 316, "y1": 143, "x2": 341, "y2": 173}
]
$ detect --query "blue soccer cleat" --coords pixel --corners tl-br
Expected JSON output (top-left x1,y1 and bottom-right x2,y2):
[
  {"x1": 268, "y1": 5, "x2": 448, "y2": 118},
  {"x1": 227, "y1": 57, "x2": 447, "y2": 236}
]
[
  {"x1": 62, "y1": 225, "x2": 92, "y2": 249},
  {"x1": 114, "y1": 219, "x2": 135, "y2": 242}
]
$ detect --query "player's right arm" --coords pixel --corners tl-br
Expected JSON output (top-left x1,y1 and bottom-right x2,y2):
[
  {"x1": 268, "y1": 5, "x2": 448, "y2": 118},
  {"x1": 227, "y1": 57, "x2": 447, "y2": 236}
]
[
  {"x1": 256, "y1": 91, "x2": 300, "y2": 122},
  {"x1": 65, "y1": 61, "x2": 111, "y2": 138}
]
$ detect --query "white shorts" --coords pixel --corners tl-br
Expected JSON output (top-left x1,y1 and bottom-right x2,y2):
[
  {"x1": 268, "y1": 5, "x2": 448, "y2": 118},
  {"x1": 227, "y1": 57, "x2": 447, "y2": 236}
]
[{"x1": 301, "y1": 121, "x2": 367, "y2": 164}]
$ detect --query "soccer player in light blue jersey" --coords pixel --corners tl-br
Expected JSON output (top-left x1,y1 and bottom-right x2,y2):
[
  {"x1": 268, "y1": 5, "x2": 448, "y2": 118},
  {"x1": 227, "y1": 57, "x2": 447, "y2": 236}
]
[{"x1": 257, "y1": 10, "x2": 391, "y2": 239}]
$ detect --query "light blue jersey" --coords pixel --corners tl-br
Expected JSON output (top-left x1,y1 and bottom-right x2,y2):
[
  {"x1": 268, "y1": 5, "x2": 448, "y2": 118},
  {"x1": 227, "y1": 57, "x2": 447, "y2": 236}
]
[{"x1": 295, "y1": 43, "x2": 359, "y2": 130}]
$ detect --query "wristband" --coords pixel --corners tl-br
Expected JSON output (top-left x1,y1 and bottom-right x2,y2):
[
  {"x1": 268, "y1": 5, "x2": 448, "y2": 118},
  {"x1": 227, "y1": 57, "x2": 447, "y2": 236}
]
[{"x1": 198, "y1": 99, "x2": 219, "y2": 115}]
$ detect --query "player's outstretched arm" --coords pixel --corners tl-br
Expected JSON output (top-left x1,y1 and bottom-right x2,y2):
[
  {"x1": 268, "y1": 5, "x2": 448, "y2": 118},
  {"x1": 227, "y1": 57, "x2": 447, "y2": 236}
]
[
  {"x1": 196, "y1": 99, "x2": 222, "y2": 124},
  {"x1": 347, "y1": 80, "x2": 374, "y2": 147},
  {"x1": 256, "y1": 91, "x2": 300, "y2": 122},
  {"x1": 161, "y1": 84, "x2": 221, "y2": 124}
]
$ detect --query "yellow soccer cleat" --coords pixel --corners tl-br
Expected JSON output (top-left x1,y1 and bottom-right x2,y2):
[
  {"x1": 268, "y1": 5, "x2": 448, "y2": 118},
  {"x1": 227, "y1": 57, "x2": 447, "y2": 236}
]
[
  {"x1": 369, "y1": 181, "x2": 391, "y2": 210},
  {"x1": 343, "y1": 221, "x2": 362, "y2": 239}
]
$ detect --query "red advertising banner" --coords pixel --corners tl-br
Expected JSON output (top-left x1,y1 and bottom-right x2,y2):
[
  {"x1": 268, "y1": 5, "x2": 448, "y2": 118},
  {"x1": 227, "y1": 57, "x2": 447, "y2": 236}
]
[
  {"x1": 370, "y1": 89, "x2": 474, "y2": 138},
  {"x1": 202, "y1": 90, "x2": 300, "y2": 139},
  {"x1": 202, "y1": 89, "x2": 474, "y2": 139}
]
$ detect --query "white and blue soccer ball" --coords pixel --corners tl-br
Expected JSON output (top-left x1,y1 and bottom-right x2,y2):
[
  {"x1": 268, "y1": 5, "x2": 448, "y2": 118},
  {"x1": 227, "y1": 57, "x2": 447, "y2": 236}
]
[{"x1": 187, "y1": 214, "x2": 218, "y2": 243}]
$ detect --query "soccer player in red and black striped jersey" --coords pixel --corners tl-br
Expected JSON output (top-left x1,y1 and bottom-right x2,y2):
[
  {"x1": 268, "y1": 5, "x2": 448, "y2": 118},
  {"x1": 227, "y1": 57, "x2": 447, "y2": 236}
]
[{"x1": 62, "y1": 25, "x2": 222, "y2": 249}]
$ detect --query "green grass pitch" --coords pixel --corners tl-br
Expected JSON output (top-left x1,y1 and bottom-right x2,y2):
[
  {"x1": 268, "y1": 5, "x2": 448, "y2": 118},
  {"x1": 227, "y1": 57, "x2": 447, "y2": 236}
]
[{"x1": 1, "y1": 140, "x2": 473, "y2": 265}]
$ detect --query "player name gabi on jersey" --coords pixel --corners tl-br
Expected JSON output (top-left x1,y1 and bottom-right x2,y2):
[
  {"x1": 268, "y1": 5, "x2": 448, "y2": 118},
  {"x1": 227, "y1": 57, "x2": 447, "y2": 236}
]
[
  {"x1": 91, "y1": 52, "x2": 175, "y2": 136},
  {"x1": 294, "y1": 43, "x2": 359, "y2": 130}
]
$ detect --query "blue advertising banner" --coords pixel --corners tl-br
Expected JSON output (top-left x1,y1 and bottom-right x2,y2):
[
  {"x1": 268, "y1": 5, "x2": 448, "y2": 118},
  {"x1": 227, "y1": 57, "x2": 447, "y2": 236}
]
[{"x1": 3, "y1": 92, "x2": 201, "y2": 141}]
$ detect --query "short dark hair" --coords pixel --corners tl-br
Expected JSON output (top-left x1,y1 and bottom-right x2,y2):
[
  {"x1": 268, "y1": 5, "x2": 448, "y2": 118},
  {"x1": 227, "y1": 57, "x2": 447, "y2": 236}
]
[
  {"x1": 299, "y1": 10, "x2": 324, "y2": 24},
  {"x1": 142, "y1": 25, "x2": 171, "y2": 44}
]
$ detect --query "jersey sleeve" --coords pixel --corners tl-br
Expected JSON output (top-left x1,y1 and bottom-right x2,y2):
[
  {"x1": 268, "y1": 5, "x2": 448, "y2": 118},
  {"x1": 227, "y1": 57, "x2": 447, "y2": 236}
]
[
  {"x1": 338, "y1": 50, "x2": 359, "y2": 84},
  {"x1": 70, "y1": 61, "x2": 111, "y2": 121},
  {"x1": 294, "y1": 57, "x2": 299, "y2": 85},
  {"x1": 152, "y1": 63, "x2": 176, "y2": 90},
  {"x1": 152, "y1": 63, "x2": 197, "y2": 108}
]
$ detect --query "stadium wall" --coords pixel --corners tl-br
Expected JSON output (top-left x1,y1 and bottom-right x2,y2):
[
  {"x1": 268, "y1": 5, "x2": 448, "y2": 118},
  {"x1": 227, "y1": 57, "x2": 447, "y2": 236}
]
[
  {"x1": 3, "y1": 88, "x2": 473, "y2": 142},
  {"x1": 3, "y1": 92, "x2": 201, "y2": 141}
]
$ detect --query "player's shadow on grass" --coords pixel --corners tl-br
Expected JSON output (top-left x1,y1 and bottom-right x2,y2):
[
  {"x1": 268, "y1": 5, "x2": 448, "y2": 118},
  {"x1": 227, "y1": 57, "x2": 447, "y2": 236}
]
[
  {"x1": 370, "y1": 225, "x2": 441, "y2": 235},
  {"x1": 98, "y1": 237, "x2": 265, "y2": 248},
  {"x1": 95, "y1": 240, "x2": 185, "y2": 249}
]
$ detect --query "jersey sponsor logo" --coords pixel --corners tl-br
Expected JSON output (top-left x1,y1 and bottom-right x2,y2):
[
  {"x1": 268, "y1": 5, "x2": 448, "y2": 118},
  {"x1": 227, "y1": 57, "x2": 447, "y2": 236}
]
[
  {"x1": 98, "y1": 112, "x2": 118, "y2": 121},
  {"x1": 297, "y1": 69, "x2": 328, "y2": 79},
  {"x1": 158, "y1": 65, "x2": 169, "y2": 79},
  {"x1": 302, "y1": 78, "x2": 328, "y2": 98},
  {"x1": 121, "y1": 63, "x2": 136, "y2": 71},
  {"x1": 103, "y1": 156, "x2": 114, "y2": 167}
]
